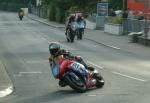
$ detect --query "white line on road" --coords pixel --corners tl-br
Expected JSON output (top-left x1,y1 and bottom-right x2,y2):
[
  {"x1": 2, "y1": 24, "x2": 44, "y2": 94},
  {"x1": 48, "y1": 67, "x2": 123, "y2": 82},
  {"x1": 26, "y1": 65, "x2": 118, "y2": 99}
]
[
  {"x1": 13, "y1": 72, "x2": 42, "y2": 77},
  {"x1": 86, "y1": 61, "x2": 147, "y2": 82},
  {"x1": 87, "y1": 61, "x2": 104, "y2": 70},
  {"x1": 112, "y1": 71, "x2": 147, "y2": 82},
  {"x1": 26, "y1": 60, "x2": 48, "y2": 64},
  {"x1": 19, "y1": 72, "x2": 42, "y2": 74},
  {"x1": 0, "y1": 86, "x2": 13, "y2": 98},
  {"x1": 106, "y1": 45, "x2": 120, "y2": 50}
]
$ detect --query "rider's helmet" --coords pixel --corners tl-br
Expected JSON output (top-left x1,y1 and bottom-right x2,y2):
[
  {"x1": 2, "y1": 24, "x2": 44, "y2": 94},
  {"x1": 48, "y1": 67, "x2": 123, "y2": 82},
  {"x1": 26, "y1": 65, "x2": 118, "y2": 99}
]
[
  {"x1": 69, "y1": 14, "x2": 75, "y2": 22},
  {"x1": 49, "y1": 42, "x2": 61, "y2": 57}
]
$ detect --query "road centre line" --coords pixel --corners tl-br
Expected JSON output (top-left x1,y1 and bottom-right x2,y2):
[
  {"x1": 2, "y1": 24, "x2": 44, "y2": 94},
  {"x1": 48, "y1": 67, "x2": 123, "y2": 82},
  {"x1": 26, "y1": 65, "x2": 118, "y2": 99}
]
[
  {"x1": 107, "y1": 45, "x2": 120, "y2": 50},
  {"x1": 87, "y1": 61, "x2": 104, "y2": 70},
  {"x1": 26, "y1": 60, "x2": 48, "y2": 64},
  {"x1": 112, "y1": 71, "x2": 147, "y2": 82},
  {"x1": 13, "y1": 72, "x2": 42, "y2": 77},
  {"x1": 87, "y1": 61, "x2": 147, "y2": 82}
]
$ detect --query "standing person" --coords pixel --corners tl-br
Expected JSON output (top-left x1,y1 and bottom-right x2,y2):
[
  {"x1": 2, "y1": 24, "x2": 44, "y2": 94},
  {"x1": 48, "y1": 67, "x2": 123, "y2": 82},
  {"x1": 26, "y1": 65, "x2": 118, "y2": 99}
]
[
  {"x1": 122, "y1": 10, "x2": 128, "y2": 19},
  {"x1": 122, "y1": 10, "x2": 128, "y2": 35},
  {"x1": 108, "y1": 9, "x2": 116, "y2": 17},
  {"x1": 127, "y1": 8, "x2": 134, "y2": 19},
  {"x1": 127, "y1": 8, "x2": 134, "y2": 32}
]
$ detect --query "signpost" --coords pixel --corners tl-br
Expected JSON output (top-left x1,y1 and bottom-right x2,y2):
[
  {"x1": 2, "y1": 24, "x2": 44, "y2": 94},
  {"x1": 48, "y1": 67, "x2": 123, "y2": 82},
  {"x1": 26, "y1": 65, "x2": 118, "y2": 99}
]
[
  {"x1": 97, "y1": 3, "x2": 108, "y2": 17},
  {"x1": 144, "y1": 0, "x2": 149, "y2": 46},
  {"x1": 95, "y1": 2, "x2": 108, "y2": 29}
]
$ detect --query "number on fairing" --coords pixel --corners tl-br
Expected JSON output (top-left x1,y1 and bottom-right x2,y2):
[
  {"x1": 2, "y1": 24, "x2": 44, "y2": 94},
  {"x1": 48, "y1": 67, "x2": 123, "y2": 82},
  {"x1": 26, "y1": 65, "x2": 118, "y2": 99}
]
[
  {"x1": 72, "y1": 62, "x2": 80, "y2": 70},
  {"x1": 72, "y1": 62, "x2": 87, "y2": 76}
]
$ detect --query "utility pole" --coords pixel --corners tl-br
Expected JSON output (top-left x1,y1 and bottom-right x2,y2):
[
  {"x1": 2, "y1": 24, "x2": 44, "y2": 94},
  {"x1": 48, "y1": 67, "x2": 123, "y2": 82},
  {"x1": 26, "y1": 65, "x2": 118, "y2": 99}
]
[
  {"x1": 144, "y1": 0, "x2": 149, "y2": 46},
  {"x1": 123, "y1": 0, "x2": 125, "y2": 10}
]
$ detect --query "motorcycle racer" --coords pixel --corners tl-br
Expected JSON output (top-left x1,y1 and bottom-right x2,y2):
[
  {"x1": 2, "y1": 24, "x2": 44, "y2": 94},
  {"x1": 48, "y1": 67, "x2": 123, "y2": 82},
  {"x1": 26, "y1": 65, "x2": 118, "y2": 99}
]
[
  {"x1": 48, "y1": 42, "x2": 101, "y2": 87},
  {"x1": 65, "y1": 14, "x2": 77, "y2": 35}
]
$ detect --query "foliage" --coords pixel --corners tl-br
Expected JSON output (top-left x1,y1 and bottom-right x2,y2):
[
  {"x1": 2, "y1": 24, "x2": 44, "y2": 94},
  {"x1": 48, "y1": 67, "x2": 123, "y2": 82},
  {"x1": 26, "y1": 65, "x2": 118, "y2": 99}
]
[
  {"x1": 48, "y1": 3, "x2": 56, "y2": 21},
  {"x1": 108, "y1": 0, "x2": 127, "y2": 10},
  {"x1": 55, "y1": 7, "x2": 65, "y2": 23},
  {"x1": 0, "y1": 0, "x2": 27, "y2": 11},
  {"x1": 110, "y1": 16, "x2": 123, "y2": 24},
  {"x1": 42, "y1": 0, "x2": 101, "y2": 13}
]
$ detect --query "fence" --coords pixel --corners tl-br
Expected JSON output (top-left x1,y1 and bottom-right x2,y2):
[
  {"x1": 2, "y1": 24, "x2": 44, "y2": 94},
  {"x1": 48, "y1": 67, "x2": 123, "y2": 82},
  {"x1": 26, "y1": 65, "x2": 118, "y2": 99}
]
[
  {"x1": 30, "y1": 6, "x2": 49, "y2": 18},
  {"x1": 105, "y1": 16, "x2": 150, "y2": 34}
]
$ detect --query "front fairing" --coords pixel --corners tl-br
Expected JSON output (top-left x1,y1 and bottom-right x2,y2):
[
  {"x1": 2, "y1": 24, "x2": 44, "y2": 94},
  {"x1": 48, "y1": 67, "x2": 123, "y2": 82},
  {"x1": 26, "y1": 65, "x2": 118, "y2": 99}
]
[{"x1": 69, "y1": 62, "x2": 88, "y2": 83}]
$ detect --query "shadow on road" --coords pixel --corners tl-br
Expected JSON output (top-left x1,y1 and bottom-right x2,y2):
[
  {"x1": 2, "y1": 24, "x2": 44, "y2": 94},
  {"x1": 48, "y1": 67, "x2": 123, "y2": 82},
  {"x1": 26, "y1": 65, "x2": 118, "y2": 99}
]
[{"x1": 14, "y1": 89, "x2": 84, "y2": 103}]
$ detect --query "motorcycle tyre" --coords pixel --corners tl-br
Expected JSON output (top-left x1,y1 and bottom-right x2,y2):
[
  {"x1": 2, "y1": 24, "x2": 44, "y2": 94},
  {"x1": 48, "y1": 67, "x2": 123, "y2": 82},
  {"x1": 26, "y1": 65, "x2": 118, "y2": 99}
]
[
  {"x1": 65, "y1": 74, "x2": 86, "y2": 93},
  {"x1": 96, "y1": 74, "x2": 105, "y2": 88},
  {"x1": 66, "y1": 30, "x2": 71, "y2": 42},
  {"x1": 79, "y1": 31, "x2": 83, "y2": 40},
  {"x1": 19, "y1": 16, "x2": 23, "y2": 20}
]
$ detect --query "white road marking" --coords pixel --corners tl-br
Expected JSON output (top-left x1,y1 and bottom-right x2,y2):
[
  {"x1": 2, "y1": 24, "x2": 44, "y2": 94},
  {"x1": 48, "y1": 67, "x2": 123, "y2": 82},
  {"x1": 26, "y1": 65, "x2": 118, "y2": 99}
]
[
  {"x1": 26, "y1": 60, "x2": 48, "y2": 64},
  {"x1": 86, "y1": 94, "x2": 97, "y2": 97},
  {"x1": 13, "y1": 74, "x2": 23, "y2": 77},
  {"x1": 13, "y1": 71, "x2": 42, "y2": 77},
  {"x1": 107, "y1": 45, "x2": 120, "y2": 50},
  {"x1": 112, "y1": 72, "x2": 147, "y2": 82},
  {"x1": 19, "y1": 71, "x2": 42, "y2": 74},
  {"x1": 0, "y1": 86, "x2": 13, "y2": 98},
  {"x1": 87, "y1": 61, "x2": 104, "y2": 70},
  {"x1": 86, "y1": 61, "x2": 147, "y2": 82}
]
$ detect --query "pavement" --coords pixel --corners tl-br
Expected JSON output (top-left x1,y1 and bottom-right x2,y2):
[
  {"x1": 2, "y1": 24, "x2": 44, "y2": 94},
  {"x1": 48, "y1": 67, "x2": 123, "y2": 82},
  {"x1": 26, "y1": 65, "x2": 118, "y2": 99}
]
[
  {"x1": 0, "y1": 61, "x2": 13, "y2": 98},
  {"x1": 1, "y1": 13, "x2": 150, "y2": 98}
]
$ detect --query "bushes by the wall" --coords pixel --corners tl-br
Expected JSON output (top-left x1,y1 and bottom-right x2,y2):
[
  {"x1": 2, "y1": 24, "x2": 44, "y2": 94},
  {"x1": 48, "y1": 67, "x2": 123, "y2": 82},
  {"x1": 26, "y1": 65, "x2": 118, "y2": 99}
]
[
  {"x1": 48, "y1": 4, "x2": 56, "y2": 21},
  {"x1": 55, "y1": 7, "x2": 65, "y2": 23},
  {"x1": 41, "y1": 5, "x2": 49, "y2": 18}
]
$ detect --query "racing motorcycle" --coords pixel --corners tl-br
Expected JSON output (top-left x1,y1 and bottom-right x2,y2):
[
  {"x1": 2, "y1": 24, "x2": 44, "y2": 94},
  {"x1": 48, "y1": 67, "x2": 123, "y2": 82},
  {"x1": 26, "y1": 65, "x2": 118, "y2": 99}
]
[
  {"x1": 65, "y1": 22, "x2": 76, "y2": 43},
  {"x1": 76, "y1": 22, "x2": 85, "y2": 40},
  {"x1": 18, "y1": 11, "x2": 24, "y2": 20},
  {"x1": 76, "y1": 28, "x2": 84, "y2": 40},
  {"x1": 56, "y1": 57, "x2": 104, "y2": 93}
]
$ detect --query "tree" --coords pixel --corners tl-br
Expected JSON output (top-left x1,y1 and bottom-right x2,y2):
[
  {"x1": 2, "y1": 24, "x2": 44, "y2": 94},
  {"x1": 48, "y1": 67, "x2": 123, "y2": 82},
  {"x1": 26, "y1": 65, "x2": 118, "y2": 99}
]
[{"x1": 108, "y1": 0, "x2": 124, "y2": 10}]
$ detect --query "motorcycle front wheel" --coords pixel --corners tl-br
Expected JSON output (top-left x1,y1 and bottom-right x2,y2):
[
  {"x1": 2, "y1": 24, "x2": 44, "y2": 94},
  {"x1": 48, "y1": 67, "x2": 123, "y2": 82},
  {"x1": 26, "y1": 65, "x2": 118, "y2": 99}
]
[
  {"x1": 65, "y1": 74, "x2": 86, "y2": 93},
  {"x1": 95, "y1": 74, "x2": 105, "y2": 88}
]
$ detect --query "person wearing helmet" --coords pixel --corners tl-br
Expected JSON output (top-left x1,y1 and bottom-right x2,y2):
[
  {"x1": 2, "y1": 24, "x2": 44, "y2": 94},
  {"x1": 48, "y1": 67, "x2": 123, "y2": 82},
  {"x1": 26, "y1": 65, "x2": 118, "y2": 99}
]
[
  {"x1": 49, "y1": 42, "x2": 99, "y2": 87},
  {"x1": 48, "y1": 42, "x2": 98, "y2": 87},
  {"x1": 49, "y1": 42, "x2": 83, "y2": 86},
  {"x1": 65, "y1": 14, "x2": 77, "y2": 35}
]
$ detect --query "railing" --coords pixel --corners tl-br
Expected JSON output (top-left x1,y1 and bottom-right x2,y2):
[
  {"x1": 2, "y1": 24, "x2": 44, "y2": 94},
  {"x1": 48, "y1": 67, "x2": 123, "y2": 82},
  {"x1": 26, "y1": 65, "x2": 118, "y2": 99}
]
[{"x1": 105, "y1": 16, "x2": 150, "y2": 34}]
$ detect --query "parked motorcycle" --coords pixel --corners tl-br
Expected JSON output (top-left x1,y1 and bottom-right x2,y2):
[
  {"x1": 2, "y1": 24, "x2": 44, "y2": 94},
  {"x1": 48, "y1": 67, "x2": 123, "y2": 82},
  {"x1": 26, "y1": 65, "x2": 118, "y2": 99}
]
[
  {"x1": 66, "y1": 22, "x2": 77, "y2": 42},
  {"x1": 56, "y1": 58, "x2": 104, "y2": 92}
]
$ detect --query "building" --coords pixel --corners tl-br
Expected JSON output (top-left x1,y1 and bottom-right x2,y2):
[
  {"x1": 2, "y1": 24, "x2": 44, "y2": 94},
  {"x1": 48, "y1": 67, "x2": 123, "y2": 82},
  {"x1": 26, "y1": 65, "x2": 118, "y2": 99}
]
[{"x1": 128, "y1": 0, "x2": 150, "y2": 19}]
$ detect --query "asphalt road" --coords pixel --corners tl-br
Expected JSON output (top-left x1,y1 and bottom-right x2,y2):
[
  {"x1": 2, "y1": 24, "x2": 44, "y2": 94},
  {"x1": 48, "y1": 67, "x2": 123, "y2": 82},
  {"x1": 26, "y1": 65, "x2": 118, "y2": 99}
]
[{"x1": 0, "y1": 12, "x2": 150, "y2": 103}]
